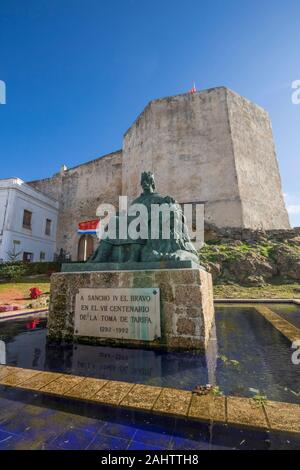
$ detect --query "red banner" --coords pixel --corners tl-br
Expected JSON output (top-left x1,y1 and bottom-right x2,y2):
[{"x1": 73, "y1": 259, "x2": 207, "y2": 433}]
[{"x1": 78, "y1": 219, "x2": 99, "y2": 231}]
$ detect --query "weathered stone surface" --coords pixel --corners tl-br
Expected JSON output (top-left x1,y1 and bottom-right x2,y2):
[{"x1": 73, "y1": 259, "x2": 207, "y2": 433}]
[
  {"x1": 0, "y1": 368, "x2": 40, "y2": 386},
  {"x1": 123, "y1": 88, "x2": 289, "y2": 231},
  {"x1": 189, "y1": 395, "x2": 226, "y2": 422},
  {"x1": 93, "y1": 380, "x2": 134, "y2": 405},
  {"x1": 227, "y1": 252, "x2": 276, "y2": 283},
  {"x1": 175, "y1": 285, "x2": 202, "y2": 307},
  {"x1": 160, "y1": 302, "x2": 175, "y2": 335},
  {"x1": 1, "y1": 364, "x2": 300, "y2": 434},
  {"x1": 176, "y1": 318, "x2": 196, "y2": 336},
  {"x1": 20, "y1": 372, "x2": 61, "y2": 390},
  {"x1": 264, "y1": 401, "x2": 300, "y2": 433},
  {"x1": 28, "y1": 151, "x2": 122, "y2": 261},
  {"x1": 120, "y1": 384, "x2": 162, "y2": 410},
  {"x1": 28, "y1": 88, "x2": 290, "y2": 263},
  {"x1": 199, "y1": 232, "x2": 300, "y2": 284},
  {"x1": 207, "y1": 262, "x2": 222, "y2": 281},
  {"x1": 131, "y1": 273, "x2": 153, "y2": 288},
  {"x1": 0, "y1": 366, "x2": 16, "y2": 380},
  {"x1": 154, "y1": 270, "x2": 171, "y2": 283},
  {"x1": 227, "y1": 397, "x2": 268, "y2": 429},
  {"x1": 49, "y1": 268, "x2": 215, "y2": 350},
  {"x1": 64, "y1": 377, "x2": 107, "y2": 400},
  {"x1": 176, "y1": 306, "x2": 199, "y2": 318},
  {"x1": 273, "y1": 245, "x2": 300, "y2": 279},
  {"x1": 204, "y1": 224, "x2": 300, "y2": 244},
  {"x1": 227, "y1": 90, "x2": 289, "y2": 230},
  {"x1": 153, "y1": 388, "x2": 192, "y2": 416},
  {"x1": 40, "y1": 374, "x2": 85, "y2": 395},
  {"x1": 158, "y1": 282, "x2": 174, "y2": 302},
  {"x1": 169, "y1": 269, "x2": 199, "y2": 285}
]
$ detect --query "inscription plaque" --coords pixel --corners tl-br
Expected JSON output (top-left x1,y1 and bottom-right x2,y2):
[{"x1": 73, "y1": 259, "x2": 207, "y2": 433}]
[{"x1": 74, "y1": 288, "x2": 161, "y2": 341}]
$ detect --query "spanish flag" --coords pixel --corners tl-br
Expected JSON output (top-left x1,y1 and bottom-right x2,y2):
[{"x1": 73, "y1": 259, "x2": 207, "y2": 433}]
[
  {"x1": 188, "y1": 82, "x2": 197, "y2": 94},
  {"x1": 78, "y1": 219, "x2": 99, "y2": 235}
]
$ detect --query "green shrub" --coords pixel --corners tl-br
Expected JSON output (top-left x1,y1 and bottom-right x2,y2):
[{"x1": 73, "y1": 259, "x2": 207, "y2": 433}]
[
  {"x1": 0, "y1": 261, "x2": 62, "y2": 280},
  {"x1": 0, "y1": 264, "x2": 27, "y2": 281},
  {"x1": 24, "y1": 261, "x2": 61, "y2": 275}
]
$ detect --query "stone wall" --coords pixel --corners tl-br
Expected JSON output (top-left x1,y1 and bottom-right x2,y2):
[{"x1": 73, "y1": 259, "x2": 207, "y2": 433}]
[
  {"x1": 123, "y1": 87, "x2": 290, "y2": 230},
  {"x1": 28, "y1": 151, "x2": 122, "y2": 260},
  {"x1": 27, "y1": 87, "x2": 290, "y2": 259},
  {"x1": 204, "y1": 222, "x2": 300, "y2": 243},
  {"x1": 227, "y1": 90, "x2": 290, "y2": 229},
  {"x1": 49, "y1": 268, "x2": 215, "y2": 350},
  {"x1": 123, "y1": 88, "x2": 244, "y2": 227}
]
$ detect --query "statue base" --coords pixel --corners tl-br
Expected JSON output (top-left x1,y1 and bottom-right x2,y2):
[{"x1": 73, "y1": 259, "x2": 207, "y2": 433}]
[
  {"x1": 61, "y1": 260, "x2": 200, "y2": 272},
  {"x1": 48, "y1": 268, "x2": 215, "y2": 350}
]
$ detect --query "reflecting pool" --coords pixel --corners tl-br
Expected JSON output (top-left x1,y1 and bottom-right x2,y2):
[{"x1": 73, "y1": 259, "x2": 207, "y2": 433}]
[
  {"x1": 265, "y1": 303, "x2": 300, "y2": 330},
  {"x1": 0, "y1": 305, "x2": 299, "y2": 405}
]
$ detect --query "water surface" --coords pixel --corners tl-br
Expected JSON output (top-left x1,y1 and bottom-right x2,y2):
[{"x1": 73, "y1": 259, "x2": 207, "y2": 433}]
[
  {"x1": 0, "y1": 306, "x2": 299, "y2": 404},
  {"x1": 265, "y1": 303, "x2": 300, "y2": 330}
]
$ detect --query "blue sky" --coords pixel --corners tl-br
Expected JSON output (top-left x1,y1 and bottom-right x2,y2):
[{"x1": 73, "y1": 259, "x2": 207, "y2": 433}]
[{"x1": 0, "y1": 0, "x2": 299, "y2": 226}]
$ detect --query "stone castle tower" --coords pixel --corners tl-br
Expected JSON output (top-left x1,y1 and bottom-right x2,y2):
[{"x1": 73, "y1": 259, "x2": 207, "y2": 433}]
[{"x1": 28, "y1": 87, "x2": 290, "y2": 260}]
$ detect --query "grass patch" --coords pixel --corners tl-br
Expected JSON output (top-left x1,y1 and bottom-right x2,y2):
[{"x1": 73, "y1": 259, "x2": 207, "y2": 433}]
[
  {"x1": 214, "y1": 281, "x2": 300, "y2": 299},
  {"x1": 200, "y1": 239, "x2": 300, "y2": 266},
  {"x1": 0, "y1": 275, "x2": 50, "y2": 304}
]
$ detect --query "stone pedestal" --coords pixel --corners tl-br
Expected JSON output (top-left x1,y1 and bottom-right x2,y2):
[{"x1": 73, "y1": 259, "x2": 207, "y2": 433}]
[{"x1": 48, "y1": 268, "x2": 215, "y2": 350}]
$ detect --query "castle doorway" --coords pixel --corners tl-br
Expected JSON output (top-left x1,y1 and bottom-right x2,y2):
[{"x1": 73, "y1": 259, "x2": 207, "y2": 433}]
[{"x1": 77, "y1": 235, "x2": 94, "y2": 261}]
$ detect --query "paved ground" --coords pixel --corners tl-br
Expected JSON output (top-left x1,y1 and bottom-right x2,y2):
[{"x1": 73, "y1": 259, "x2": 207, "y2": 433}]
[
  {"x1": 0, "y1": 386, "x2": 231, "y2": 450},
  {"x1": 0, "y1": 386, "x2": 300, "y2": 450}
]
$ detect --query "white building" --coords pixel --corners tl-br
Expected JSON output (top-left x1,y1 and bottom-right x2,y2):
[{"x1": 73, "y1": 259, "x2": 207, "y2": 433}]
[{"x1": 0, "y1": 178, "x2": 59, "y2": 262}]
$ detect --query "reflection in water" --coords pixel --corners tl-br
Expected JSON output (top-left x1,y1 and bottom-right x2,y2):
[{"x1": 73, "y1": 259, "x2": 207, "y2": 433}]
[
  {"x1": 72, "y1": 344, "x2": 163, "y2": 383},
  {"x1": 205, "y1": 322, "x2": 218, "y2": 385},
  {"x1": 0, "y1": 306, "x2": 299, "y2": 404},
  {"x1": 26, "y1": 318, "x2": 40, "y2": 330},
  {"x1": 0, "y1": 340, "x2": 5, "y2": 364},
  {"x1": 44, "y1": 339, "x2": 208, "y2": 389}
]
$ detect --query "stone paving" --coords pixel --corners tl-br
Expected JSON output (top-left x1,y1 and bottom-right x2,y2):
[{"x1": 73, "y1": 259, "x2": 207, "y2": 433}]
[
  {"x1": 0, "y1": 384, "x2": 300, "y2": 450},
  {"x1": 0, "y1": 364, "x2": 299, "y2": 436}
]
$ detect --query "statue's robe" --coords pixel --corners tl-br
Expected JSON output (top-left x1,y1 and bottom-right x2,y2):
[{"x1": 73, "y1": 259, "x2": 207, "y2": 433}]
[
  {"x1": 90, "y1": 191, "x2": 198, "y2": 263},
  {"x1": 132, "y1": 193, "x2": 198, "y2": 262}
]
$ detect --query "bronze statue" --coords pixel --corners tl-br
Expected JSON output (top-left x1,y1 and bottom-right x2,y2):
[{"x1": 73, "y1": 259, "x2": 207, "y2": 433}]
[{"x1": 89, "y1": 172, "x2": 199, "y2": 264}]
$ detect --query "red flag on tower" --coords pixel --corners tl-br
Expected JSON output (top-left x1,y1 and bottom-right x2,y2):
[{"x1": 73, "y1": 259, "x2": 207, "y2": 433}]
[{"x1": 188, "y1": 82, "x2": 197, "y2": 94}]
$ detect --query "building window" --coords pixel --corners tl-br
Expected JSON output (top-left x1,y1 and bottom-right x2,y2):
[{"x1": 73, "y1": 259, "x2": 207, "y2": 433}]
[
  {"x1": 23, "y1": 252, "x2": 33, "y2": 262},
  {"x1": 22, "y1": 210, "x2": 32, "y2": 229},
  {"x1": 40, "y1": 251, "x2": 45, "y2": 261},
  {"x1": 45, "y1": 218, "x2": 52, "y2": 236}
]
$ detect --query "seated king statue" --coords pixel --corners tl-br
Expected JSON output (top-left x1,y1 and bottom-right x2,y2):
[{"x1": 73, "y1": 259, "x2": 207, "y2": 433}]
[{"x1": 89, "y1": 171, "x2": 199, "y2": 265}]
